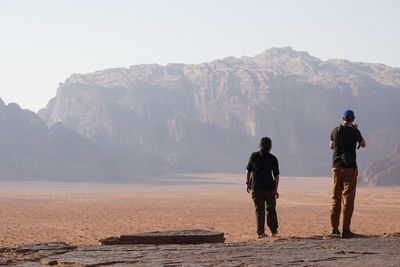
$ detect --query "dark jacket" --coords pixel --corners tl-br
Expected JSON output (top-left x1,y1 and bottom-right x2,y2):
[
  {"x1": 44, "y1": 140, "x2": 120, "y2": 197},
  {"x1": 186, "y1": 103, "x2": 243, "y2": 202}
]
[
  {"x1": 330, "y1": 124, "x2": 363, "y2": 168},
  {"x1": 246, "y1": 151, "x2": 279, "y2": 191}
]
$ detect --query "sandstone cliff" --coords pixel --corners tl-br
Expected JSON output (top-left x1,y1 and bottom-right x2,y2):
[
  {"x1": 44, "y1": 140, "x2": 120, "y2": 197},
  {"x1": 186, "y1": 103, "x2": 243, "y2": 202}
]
[
  {"x1": 38, "y1": 47, "x2": 400, "y2": 177},
  {"x1": 361, "y1": 145, "x2": 400, "y2": 186}
]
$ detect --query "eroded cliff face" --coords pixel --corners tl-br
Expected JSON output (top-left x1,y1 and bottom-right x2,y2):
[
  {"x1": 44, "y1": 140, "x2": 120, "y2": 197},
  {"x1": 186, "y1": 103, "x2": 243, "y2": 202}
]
[
  {"x1": 362, "y1": 146, "x2": 400, "y2": 186},
  {"x1": 38, "y1": 47, "x2": 400, "y2": 176}
]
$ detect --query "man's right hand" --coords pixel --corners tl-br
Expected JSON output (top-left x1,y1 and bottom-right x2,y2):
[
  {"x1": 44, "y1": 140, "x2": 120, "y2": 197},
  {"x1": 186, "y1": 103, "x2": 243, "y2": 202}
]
[
  {"x1": 246, "y1": 187, "x2": 250, "y2": 193},
  {"x1": 360, "y1": 138, "x2": 366, "y2": 148}
]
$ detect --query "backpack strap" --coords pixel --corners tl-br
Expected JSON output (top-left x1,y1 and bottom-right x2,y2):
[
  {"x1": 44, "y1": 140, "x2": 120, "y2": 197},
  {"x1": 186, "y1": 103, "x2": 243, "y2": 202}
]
[
  {"x1": 337, "y1": 124, "x2": 345, "y2": 154},
  {"x1": 339, "y1": 124, "x2": 361, "y2": 150}
]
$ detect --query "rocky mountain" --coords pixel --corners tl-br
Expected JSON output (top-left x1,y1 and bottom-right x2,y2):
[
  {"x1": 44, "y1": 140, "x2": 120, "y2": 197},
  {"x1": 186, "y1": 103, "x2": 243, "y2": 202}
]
[
  {"x1": 0, "y1": 98, "x2": 114, "y2": 181},
  {"x1": 37, "y1": 47, "x2": 400, "y2": 177},
  {"x1": 361, "y1": 146, "x2": 400, "y2": 186}
]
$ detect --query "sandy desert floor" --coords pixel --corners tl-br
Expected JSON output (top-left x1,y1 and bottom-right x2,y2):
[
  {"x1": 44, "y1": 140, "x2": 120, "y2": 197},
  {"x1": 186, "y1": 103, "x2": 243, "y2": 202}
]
[{"x1": 0, "y1": 174, "x2": 399, "y2": 247}]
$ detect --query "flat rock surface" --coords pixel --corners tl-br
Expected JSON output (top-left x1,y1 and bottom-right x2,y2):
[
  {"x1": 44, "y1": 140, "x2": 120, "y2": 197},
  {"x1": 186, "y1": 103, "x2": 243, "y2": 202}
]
[
  {"x1": 100, "y1": 230, "x2": 225, "y2": 245},
  {"x1": 1, "y1": 234, "x2": 400, "y2": 266}
]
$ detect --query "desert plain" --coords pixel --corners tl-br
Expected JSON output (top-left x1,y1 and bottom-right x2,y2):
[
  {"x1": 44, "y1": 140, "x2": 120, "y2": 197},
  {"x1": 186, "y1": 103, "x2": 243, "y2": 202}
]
[{"x1": 0, "y1": 174, "x2": 399, "y2": 247}]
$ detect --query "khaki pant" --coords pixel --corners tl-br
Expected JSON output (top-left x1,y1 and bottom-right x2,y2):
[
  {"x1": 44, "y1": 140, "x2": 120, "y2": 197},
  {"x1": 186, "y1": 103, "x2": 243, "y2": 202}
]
[
  {"x1": 251, "y1": 190, "x2": 278, "y2": 235},
  {"x1": 330, "y1": 168, "x2": 358, "y2": 231}
]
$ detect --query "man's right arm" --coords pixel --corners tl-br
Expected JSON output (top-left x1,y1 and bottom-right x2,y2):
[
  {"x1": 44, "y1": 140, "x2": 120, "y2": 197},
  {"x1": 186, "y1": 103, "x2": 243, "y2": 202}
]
[
  {"x1": 274, "y1": 175, "x2": 279, "y2": 199},
  {"x1": 360, "y1": 139, "x2": 366, "y2": 148},
  {"x1": 356, "y1": 128, "x2": 366, "y2": 148}
]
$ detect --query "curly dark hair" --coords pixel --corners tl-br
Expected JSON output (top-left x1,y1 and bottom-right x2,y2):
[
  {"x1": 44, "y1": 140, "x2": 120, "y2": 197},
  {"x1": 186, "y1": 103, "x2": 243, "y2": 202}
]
[{"x1": 259, "y1": 137, "x2": 272, "y2": 155}]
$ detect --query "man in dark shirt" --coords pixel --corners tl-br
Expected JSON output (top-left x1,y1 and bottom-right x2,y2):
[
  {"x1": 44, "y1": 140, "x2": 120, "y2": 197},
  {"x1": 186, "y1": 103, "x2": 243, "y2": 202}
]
[
  {"x1": 246, "y1": 137, "x2": 280, "y2": 239},
  {"x1": 329, "y1": 110, "x2": 366, "y2": 238}
]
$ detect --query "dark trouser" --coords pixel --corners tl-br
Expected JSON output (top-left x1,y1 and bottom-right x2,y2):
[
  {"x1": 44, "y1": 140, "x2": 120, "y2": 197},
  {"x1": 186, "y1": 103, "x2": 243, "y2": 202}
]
[
  {"x1": 251, "y1": 190, "x2": 278, "y2": 235},
  {"x1": 330, "y1": 168, "x2": 358, "y2": 231}
]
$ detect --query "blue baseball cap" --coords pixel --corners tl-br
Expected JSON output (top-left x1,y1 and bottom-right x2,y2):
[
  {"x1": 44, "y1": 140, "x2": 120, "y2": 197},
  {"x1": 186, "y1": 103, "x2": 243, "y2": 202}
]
[{"x1": 344, "y1": 110, "x2": 355, "y2": 120}]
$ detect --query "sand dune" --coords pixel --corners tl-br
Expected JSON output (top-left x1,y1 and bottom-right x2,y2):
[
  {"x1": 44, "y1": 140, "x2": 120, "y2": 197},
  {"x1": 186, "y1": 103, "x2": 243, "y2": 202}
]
[{"x1": 0, "y1": 175, "x2": 399, "y2": 247}]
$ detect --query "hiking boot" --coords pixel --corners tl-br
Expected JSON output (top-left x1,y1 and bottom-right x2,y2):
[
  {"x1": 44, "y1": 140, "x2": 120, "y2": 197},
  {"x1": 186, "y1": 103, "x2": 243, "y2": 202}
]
[
  {"x1": 331, "y1": 227, "x2": 340, "y2": 235},
  {"x1": 341, "y1": 230, "x2": 355, "y2": 238},
  {"x1": 257, "y1": 233, "x2": 268, "y2": 239},
  {"x1": 270, "y1": 230, "x2": 278, "y2": 238}
]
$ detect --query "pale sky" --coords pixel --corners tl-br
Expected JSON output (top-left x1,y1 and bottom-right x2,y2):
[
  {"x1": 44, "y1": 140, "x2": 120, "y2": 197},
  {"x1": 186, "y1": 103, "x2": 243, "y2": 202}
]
[{"x1": 1, "y1": 0, "x2": 399, "y2": 112}]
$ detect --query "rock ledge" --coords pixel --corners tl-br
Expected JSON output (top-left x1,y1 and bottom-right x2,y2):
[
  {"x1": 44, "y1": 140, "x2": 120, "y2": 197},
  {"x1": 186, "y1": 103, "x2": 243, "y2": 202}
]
[
  {"x1": 1, "y1": 234, "x2": 400, "y2": 266},
  {"x1": 100, "y1": 229, "x2": 225, "y2": 245}
]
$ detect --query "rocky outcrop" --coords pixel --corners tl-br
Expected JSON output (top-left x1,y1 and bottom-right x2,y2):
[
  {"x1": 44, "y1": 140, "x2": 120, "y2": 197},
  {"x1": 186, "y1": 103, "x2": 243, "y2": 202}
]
[
  {"x1": 361, "y1": 145, "x2": 400, "y2": 186},
  {"x1": 38, "y1": 47, "x2": 400, "y2": 177},
  {"x1": 1, "y1": 235, "x2": 400, "y2": 266},
  {"x1": 100, "y1": 230, "x2": 225, "y2": 245}
]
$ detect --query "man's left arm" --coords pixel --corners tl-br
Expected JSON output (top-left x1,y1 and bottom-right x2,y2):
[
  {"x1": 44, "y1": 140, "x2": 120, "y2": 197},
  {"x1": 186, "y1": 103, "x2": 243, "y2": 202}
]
[
  {"x1": 246, "y1": 171, "x2": 251, "y2": 193},
  {"x1": 329, "y1": 128, "x2": 336, "y2": 149},
  {"x1": 329, "y1": 141, "x2": 334, "y2": 149}
]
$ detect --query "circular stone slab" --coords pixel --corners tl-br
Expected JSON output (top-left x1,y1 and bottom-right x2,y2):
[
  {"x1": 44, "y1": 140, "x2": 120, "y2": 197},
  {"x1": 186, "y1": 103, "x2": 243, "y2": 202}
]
[{"x1": 100, "y1": 230, "x2": 225, "y2": 245}]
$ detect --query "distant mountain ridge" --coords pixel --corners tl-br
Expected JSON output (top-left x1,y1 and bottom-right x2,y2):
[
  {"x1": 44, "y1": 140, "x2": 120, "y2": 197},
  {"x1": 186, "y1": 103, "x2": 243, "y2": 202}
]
[
  {"x1": 0, "y1": 98, "x2": 113, "y2": 181},
  {"x1": 362, "y1": 146, "x2": 400, "y2": 186},
  {"x1": 37, "y1": 47, "x2": 400, "y2": 178},
  {"x1": 3, "y1": 47, "x2": 400, "y2": 181}
]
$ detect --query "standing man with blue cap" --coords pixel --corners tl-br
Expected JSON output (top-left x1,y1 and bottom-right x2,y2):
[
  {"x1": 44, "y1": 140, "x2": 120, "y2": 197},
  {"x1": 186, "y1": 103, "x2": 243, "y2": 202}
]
[{"x1": 329, "y1": 110, "x2": 366, "y2": 238}]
